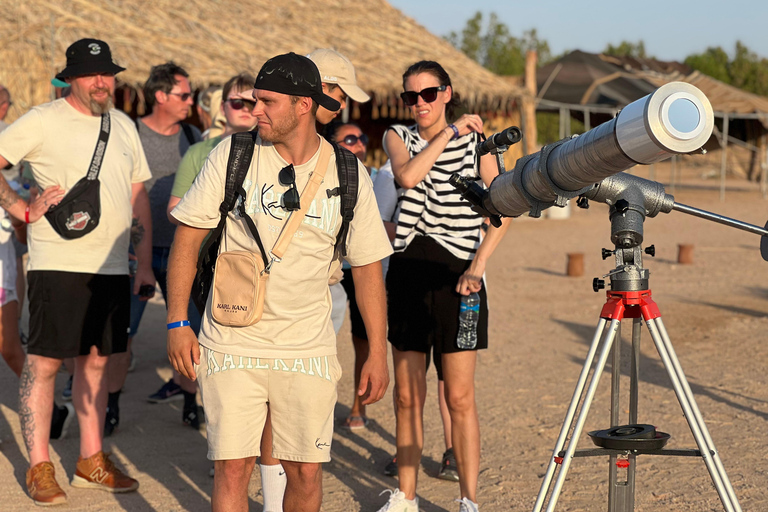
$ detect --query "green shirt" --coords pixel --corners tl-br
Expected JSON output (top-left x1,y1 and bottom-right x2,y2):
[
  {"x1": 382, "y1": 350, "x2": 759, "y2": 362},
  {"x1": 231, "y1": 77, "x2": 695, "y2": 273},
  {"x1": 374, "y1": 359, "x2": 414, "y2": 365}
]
[{"x1": 172, "y1": 135, "x2": 223, "y2": 198}]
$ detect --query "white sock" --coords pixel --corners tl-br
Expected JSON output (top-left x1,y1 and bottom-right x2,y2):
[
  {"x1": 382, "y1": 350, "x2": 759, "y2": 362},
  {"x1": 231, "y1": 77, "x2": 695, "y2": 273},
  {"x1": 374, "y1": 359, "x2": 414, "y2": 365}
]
[{"x1": 260, "y1": 463, "x2": 287, "y2": 512}]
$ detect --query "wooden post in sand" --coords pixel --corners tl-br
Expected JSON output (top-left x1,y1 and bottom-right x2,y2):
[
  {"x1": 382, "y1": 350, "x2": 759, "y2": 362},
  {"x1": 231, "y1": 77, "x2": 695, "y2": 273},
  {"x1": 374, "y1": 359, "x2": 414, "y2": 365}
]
[
  {"x1": 567, "y1": 253, "x2": 584, "y2": 277},
  {"x1": 523, "y1": 50, "x2": 538, "y2": 157},
  {"x1": 678, "y1": 244, "x2": 694, "y2": 264}
]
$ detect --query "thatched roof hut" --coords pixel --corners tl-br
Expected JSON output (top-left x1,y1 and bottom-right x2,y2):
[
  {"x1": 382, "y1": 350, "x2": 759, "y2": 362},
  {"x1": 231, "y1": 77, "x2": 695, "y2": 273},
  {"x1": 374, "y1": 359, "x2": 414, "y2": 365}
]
[{"x1": 2, "y1": 0, "x2": 525, "y2": 122}]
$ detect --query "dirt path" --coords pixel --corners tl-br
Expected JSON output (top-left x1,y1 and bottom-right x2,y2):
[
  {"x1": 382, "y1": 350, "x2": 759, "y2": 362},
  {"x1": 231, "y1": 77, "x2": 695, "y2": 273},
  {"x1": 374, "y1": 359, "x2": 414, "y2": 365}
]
[{"x1": 1, "y1": 165, "x2": 766, "y2": 511}]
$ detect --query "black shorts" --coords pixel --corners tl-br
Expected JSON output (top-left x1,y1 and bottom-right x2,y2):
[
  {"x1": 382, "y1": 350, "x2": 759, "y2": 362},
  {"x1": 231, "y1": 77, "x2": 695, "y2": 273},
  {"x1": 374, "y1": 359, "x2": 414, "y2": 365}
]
[
  {"x1": 341, "y1": 267, "x2": 367, "y2": 341},
  {"x1": 28, "y1": 271, "x2": 130, "y2": 359},
  {"x1": 387, "y1": 236, "x2": 488, "y2": 379}
]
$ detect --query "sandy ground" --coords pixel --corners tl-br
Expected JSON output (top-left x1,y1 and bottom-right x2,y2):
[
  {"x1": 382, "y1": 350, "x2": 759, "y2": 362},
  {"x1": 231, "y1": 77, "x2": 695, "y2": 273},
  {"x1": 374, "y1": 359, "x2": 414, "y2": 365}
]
[{"x1": 0, "y1": 161, "x2": 767, "y2": 511}]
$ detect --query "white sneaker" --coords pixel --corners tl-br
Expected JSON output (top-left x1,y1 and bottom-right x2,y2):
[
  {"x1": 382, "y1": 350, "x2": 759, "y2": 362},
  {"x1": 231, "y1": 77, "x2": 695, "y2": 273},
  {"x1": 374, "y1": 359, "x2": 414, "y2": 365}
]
[
  {"x1": 456, "y1": 497, "x2": 479, "y2": 512},
  {"x1": 377, "y1": 488, "x2": 419, "y2": 511}
]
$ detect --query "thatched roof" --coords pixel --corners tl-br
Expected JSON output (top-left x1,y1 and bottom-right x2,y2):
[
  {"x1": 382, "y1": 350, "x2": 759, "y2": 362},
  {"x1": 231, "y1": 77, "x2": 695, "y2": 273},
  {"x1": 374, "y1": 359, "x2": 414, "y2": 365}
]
[{"x1": 1, "y1": 0, "x2": 526, "y2": 121}]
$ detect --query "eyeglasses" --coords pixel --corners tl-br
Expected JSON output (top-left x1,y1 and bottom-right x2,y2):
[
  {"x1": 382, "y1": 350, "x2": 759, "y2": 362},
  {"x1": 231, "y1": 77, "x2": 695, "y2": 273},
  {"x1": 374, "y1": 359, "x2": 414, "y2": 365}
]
[
  {"x1": 337, "y1": 134, "x2": 368, "y2": 146},
  {"x1": 167, "y1": 92, "x2": 192, "y2": 101},
  {"x1": 400, "y1": 85, "x2": 447, "y2": 107},
  {"x1": 278, "y1": 164, "x2": 301, "y2": 211},
  {"x1": 226, "y1": 98, "x2": 256, "y2": 111}
]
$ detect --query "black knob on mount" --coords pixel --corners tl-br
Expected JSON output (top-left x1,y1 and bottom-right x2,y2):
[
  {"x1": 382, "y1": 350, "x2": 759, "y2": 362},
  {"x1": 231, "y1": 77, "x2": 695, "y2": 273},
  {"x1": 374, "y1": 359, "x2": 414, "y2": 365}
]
[
  {"x1": 601, "y1": 248, "x2": 613, "y2": 260},
  {"x1": 645, "y1": 245, "x2": 655, "y2": 257},
  {"x1": 576, "y1": 196, "x2": 589, "y2": 209},
  {"x1": 614, "y1": 199, "x2": 630, "y2": 214},
  {"x1": 593, "y1": 278, "x2": 605, "y2": 292}
]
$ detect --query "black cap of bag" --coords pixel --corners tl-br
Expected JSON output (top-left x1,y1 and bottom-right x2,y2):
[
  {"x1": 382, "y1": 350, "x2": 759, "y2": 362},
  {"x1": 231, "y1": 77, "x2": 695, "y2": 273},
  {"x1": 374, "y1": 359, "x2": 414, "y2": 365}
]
[
  {"x1": 254, "y1": 52, "x2": 341, "y2": 112},
  {"x1": 56, "y1": 38, "x2": 126, "y2": 80}
]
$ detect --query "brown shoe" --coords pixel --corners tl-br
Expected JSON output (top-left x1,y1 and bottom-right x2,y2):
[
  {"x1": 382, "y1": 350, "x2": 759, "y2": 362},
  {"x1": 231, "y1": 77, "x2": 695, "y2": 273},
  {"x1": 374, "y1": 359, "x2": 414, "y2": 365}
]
[
  {"x1": 70, "y1": 451, "x2": 139, "y2": 493},
  {"x1": 26, "y1": 461, "x2": 67, "y2": 506}
]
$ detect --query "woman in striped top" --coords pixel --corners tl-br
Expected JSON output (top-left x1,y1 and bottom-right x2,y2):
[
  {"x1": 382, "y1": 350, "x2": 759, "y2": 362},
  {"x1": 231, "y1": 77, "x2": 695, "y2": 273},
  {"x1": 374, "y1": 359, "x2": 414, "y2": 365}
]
[{"x1": 377, "y1": 61, "x2": 511, "y2": 512}]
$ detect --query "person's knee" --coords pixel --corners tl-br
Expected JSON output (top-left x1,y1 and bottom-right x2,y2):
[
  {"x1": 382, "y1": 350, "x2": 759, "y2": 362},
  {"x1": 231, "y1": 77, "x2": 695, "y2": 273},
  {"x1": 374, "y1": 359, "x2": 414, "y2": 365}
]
[
  {"x1": 284, "y1": 461, "x2": 322, "y2": 486},
  {"x1": 215, "y1": 458, "x2": 254, "y2": 483},
  {"x1": 445, "y1": 387, "x2": 475, "y2": 414},
  {"x1": 395, "y1": 385, "x2": 424, "y2": 411},
  {"x1": 26, "y1": 354, "x2": 61, "y2": 379}
]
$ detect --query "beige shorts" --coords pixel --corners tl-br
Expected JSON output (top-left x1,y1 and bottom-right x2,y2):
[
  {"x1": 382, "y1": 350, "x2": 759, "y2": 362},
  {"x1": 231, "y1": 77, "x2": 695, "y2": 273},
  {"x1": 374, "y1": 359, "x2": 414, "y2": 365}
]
[{"x1": 196, "y1": 346, "x2": 342, "y2": 462}]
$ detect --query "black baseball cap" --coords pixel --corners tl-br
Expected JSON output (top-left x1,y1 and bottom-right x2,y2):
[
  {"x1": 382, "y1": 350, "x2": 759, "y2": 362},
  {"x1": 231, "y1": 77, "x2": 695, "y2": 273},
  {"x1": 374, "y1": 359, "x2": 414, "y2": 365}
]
[
  {"x1": 254, "y1": 53, "x2": 341, "y2": 112},
  {"x1": 56, "y1": 38, "x2": 125, "y2": 80}
]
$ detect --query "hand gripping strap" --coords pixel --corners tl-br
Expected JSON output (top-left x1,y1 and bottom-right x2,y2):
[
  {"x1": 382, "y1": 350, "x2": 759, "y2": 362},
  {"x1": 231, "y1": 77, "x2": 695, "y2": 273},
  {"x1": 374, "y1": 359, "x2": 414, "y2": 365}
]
[{"x1": 331, "y1": 143, "x2": 359, "y2": 257}]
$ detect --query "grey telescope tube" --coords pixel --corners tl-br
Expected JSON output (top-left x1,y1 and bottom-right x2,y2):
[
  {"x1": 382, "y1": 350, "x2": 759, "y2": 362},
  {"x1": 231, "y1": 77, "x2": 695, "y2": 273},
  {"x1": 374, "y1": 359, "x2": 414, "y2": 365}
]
[{"x1": 486, "y1": 82, "x2": 714, "y2": 218}]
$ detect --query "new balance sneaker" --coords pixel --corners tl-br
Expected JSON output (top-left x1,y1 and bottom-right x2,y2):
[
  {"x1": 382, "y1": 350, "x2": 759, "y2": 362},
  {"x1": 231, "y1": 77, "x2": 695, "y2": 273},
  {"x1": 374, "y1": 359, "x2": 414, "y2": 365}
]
[
  {"x1": 376, "y1": 488, "x2": 418, "y2": 512},
  {"x1": 456, "y1": 497, "x2": 479, "y2": 512},
  {"x1": 50, "y1": 403, "x2": 74, "y2": 440},
  {"x1": 147, "y1": 379, "x2": 183, "y2": 403},
  {"x1": 71, "y1": 451, "x2": 139, "y2": 493},
  {"x1": 26, "y1": 461, "x2": 67, "y2": 506},
  {"x1": 383, "y1": 455, "x2": 398, "y2": 477},
  {"x1": 61, "y1": 375, "x2": 72, "y2": 401},
  {"x1": 437, "y1": 447, "x2": 460, "y2": 482}
]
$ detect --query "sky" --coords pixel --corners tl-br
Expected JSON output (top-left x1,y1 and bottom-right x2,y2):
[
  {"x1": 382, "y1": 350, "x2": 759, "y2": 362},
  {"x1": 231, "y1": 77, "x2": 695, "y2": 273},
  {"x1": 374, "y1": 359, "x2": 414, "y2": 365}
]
[{"x1": 386, "y1": 0, "x2": 767, "y2": 62}]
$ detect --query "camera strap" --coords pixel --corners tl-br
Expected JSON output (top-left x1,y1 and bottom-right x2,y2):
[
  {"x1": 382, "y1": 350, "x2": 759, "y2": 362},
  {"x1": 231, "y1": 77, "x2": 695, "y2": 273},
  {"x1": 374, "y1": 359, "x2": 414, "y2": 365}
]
[{"x1": 86, "y1": 113, "x2": 111, "y2": 181}]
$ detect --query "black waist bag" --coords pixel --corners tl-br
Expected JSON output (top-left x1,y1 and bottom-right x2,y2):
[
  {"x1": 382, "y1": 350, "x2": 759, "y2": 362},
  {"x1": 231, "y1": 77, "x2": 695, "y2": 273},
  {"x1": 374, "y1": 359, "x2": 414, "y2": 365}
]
[
  {"x1": 45, "y1": 112, "x2": 110, "y2": 240},
  {"x1": 44, "y1": 177, "x2": 101, "y2": 238}
]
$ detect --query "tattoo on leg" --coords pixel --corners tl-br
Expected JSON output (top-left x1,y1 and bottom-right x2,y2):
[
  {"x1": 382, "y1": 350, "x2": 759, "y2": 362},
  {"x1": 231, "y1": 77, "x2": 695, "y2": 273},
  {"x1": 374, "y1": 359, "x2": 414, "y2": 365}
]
[
  {"x1": 19, "y1": 359, "x2": 36, "y2": 453},
  {"x1": 131, "y1": 217, "x2": 145, "y2": 247}
]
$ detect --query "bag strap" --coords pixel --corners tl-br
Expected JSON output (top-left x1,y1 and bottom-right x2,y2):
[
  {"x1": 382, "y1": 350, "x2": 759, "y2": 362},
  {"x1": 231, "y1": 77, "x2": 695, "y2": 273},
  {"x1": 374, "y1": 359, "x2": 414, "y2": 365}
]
[
  {"x1": 86, "y1": 113, "x2": 111, "y2": 181},
  {"x1": 330, "y1": 142, "x2": 359, "y2": 257},
  {"x1": 181, "y1": 123, "x2": 196, "y2": 146},
  {"x1": 270, "y1": 139, "x2": 334, "y2": 263}
]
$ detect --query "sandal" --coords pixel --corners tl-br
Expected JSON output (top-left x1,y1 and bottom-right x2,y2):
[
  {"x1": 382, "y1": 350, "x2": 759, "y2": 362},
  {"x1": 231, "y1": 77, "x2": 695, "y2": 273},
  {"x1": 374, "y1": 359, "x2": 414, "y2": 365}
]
[{"x1": 343, "y1": 415, "x2": 369, "y2": 430}]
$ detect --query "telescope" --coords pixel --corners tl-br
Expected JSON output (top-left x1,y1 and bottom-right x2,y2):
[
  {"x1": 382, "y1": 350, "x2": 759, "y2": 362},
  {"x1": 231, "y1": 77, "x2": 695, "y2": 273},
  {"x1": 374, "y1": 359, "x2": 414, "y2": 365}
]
[{"x1": 449, "y1": 83, "x2": 766, "y2": 512}]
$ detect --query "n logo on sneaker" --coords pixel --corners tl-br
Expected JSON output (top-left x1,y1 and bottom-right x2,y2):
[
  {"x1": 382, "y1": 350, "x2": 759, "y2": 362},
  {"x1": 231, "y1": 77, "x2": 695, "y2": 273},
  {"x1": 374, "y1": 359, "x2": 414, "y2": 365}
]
[{"x1": 89, "y1": 467, "x2": 109, "y2": 484}]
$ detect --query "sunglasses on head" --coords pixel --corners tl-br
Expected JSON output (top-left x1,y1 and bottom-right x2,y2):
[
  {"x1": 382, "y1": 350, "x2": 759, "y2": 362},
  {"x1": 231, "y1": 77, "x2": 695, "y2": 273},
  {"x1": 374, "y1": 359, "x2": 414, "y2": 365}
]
[
  {"x1": 337, "y1": 134, "x2": 369, "y2": 146},
  {"x1": 227, "y1": 98, "x2": 256, "y2": 111},
  {"x1": 278, "y1": 164, "x2": 301, "y2": 211},
  {"x1": 400, "y1": 85, "x2": 447, "y2": 107},
  {"x1": 167, "y1": 92, "x2": 192, "y2": 101}
]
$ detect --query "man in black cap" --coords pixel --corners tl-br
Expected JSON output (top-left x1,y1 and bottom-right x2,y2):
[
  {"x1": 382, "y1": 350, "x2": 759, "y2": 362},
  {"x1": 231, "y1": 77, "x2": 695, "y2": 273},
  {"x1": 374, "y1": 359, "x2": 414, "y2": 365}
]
[
  {"x1": 0, "y1": 38, "x2": 152, "y2": 505},
  {"x1": 166, "y1": 52, "x2": 392, "y2": 511}
]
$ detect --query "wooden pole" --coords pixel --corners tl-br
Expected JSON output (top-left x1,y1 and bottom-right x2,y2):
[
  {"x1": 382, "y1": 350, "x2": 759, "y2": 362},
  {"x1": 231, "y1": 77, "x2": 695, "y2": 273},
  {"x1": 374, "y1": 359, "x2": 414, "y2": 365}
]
[
  {"x1": 721, "y1": 114, "x2": 729, "y2": 202},
  {"x1": 523, "y1": 50, "x2": 538, "y2": 156}
]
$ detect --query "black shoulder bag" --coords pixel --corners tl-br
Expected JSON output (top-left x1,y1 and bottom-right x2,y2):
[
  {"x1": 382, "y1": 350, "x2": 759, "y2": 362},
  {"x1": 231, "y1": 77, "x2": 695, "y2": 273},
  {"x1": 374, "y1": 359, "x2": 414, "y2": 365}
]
[{"x1": 44, "y1": 113, "x2": 110, "y2": 239}]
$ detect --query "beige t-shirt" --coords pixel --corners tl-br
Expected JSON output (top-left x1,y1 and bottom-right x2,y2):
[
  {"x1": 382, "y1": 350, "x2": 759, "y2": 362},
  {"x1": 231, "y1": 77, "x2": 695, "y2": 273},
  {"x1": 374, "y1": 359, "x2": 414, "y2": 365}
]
[
  {"x1": 172, "y1": 135, "x2": 393, "y2": 358},
  {"x1": 0, "y1": 99, "x2": 151, "y2": 274}
]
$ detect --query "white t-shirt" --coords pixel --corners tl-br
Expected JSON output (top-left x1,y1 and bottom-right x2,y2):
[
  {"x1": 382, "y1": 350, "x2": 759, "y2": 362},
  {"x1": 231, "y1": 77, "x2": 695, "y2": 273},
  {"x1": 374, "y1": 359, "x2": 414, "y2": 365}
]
[
  {"x1": 0, "y1": 99, "x2": 151, "y2": 274},
  {"x1": 172, "y1": 135, "x2": 392, "y2": 359}
]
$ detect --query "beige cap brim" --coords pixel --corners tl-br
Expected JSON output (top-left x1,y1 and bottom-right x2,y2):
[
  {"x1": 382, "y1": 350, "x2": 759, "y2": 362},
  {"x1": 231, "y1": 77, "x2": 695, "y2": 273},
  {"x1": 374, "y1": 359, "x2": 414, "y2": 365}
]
[{"x1": 338, "y1": 83, "x2": 370, "y2": 103}]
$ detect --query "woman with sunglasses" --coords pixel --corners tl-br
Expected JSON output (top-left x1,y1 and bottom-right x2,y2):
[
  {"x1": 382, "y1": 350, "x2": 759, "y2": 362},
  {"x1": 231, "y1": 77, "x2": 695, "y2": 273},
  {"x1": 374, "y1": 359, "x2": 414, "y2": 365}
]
[{"x1": 377, "y1": 61, "x2": 510, "y2": 512}]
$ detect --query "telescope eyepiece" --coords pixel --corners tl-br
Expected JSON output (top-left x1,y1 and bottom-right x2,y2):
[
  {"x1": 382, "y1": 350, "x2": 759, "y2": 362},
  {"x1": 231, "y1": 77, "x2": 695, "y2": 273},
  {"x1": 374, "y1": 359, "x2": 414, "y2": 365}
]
[{"x1": 477, "y1": 126, "x2": 522, "y2": 156}]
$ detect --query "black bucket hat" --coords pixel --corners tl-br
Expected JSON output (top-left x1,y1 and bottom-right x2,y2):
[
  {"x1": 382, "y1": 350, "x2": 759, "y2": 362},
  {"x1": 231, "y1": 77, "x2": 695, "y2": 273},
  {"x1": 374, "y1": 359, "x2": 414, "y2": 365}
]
[
  {"x1": 56, "y1": 38, "x2": 125, "y2": 80},
  {"x1": 254, "y1": 52, "x2": 340, "y2": 112}
]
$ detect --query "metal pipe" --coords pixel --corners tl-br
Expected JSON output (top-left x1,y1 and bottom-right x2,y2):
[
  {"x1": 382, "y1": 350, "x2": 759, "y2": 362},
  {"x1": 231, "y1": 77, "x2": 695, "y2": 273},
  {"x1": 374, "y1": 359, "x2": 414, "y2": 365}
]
[{"x1": 672, "y1": 202, "x2": 768, "y2": 236}]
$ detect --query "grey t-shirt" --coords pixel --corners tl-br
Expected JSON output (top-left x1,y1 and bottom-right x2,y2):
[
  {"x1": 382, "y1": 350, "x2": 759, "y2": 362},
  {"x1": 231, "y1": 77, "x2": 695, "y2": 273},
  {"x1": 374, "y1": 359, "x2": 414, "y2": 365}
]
[{"x1": 136, "y1": 118, "x2": 201, "y2": 248}]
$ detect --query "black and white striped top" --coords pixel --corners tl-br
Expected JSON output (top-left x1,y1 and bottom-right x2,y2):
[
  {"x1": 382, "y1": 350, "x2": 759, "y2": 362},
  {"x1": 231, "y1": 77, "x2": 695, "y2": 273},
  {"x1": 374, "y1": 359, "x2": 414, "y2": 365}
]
[{"x1": 387, "y1": 124, "x2": 484, "y2": 260}]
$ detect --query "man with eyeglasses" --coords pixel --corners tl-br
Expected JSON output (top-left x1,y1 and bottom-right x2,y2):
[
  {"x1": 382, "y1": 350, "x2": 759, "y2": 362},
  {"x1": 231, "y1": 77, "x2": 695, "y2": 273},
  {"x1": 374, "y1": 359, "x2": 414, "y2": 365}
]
[
  {"x1": 167, "y1": 52, "x2": 392, "y2": 512},
  {"x1": 106, "y1": 62, "x2": 202, "y2": 439},
  {"x1": 0, "y1": 37, "x2": 150, "y2": 505}
]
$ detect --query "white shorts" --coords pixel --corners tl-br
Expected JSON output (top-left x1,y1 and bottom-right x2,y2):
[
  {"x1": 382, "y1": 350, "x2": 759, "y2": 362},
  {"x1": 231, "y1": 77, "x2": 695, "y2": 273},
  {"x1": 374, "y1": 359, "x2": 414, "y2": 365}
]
[{"x1": 196, "y1": 346, "x2": 342, "y2": 462}]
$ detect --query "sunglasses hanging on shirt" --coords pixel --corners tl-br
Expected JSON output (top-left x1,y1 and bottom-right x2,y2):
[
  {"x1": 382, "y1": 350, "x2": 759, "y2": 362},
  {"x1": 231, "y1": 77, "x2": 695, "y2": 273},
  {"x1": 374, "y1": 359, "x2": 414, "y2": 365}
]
[
  {"x1": 227, "y1": 98, "x2": 256, "y2": 111},
  {"x1": 278, "y1": 164, "x2": 301, "y2": 211},
  {"x1": 400, "y1": 85, "x2": 447, "y2": 107}
]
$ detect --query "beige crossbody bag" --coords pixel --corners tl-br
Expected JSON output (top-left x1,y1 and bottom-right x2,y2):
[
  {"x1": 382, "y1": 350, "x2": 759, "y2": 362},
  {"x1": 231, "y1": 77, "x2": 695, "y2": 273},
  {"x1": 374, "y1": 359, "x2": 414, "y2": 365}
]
[{"x1": 210, "y1": 140, "x2": 333, "y2": 327}]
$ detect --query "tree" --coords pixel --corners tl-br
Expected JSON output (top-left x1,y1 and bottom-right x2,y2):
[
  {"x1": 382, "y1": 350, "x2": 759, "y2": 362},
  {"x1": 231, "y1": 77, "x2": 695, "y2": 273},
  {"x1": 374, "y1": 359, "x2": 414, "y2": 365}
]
[
  {"x1": 603, "y1": 40, "x2": 649, "y2": 59},
  {"x1": 447, "y1": 12, "x2": 551, "y2": 76},
  {"x1": 684, "y1": 42, "x2": 768, "y2": 96}
]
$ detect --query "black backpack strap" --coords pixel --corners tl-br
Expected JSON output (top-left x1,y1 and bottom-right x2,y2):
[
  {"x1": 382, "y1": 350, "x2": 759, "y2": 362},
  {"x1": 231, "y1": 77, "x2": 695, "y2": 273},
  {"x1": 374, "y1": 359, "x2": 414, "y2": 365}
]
[
  {"x1": 327, "y1": 142, "x2": 359, "y2": 257},
  {"x1": 181, "y1": 123, "x2": 196, "y2": 146}
]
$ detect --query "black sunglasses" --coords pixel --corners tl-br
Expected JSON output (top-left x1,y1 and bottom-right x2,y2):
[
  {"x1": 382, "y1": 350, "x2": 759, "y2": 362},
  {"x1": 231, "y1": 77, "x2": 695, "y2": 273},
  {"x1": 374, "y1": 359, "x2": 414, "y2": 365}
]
[
  {"x1": 168, "y1": 92, "x2": 192, "y2": 101},
  {"x1": 278, "y1": 164, "x2": 301, "y2": 211},
  {"x1": 337, "y1": 134, "x2": 369, "y2": 146},
  {"x1": 227, "y1": 98, "x2": 256, "y2": 111},
  {"x1": 400, "y1": 85, "x2": 447, "y2": 107}
]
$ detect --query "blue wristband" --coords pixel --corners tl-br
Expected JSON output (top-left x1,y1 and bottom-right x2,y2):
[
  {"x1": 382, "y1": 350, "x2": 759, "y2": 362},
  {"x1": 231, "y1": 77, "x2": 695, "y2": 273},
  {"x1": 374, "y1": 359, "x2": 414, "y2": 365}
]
[
  {"x1": 448, "y1": 124, "x2": 460, "y2": 140},
  {"x1": 167, "y1": 320, "x2": 191, "y2": 330}
]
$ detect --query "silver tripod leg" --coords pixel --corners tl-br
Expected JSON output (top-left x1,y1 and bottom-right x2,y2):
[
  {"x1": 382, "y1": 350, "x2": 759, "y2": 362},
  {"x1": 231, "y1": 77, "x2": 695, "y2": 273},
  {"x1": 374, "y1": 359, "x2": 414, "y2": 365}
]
[
  {"x1": 533, "y1": 318, "x2": 621, "y2": 512},
  {"x1": 645, "y1": 317, "x2": 742, "y2": 512}
]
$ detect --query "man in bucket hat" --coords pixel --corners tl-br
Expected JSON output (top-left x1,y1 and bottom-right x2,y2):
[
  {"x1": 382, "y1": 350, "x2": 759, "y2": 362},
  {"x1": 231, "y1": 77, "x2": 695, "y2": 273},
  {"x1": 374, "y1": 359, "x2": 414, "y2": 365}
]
[
  {"x1": 167, "y1": 52, "x2": 392, "y2": 511},
  {"x1": 0, "y1": 38, "x2": 152, "y2": 505}
]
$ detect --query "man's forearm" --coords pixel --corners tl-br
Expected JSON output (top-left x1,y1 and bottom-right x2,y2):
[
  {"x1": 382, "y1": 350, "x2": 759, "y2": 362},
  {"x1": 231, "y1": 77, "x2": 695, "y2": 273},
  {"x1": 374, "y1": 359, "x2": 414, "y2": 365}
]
[
  {"x1": 167, "y1": 225, "x2": 207, "y2": 322},
  {"x1": 0, "y1": 177, "x2": 26, "y2": 220},
  {"x1": 350, "y1": 261, "x2": 387, "y2": 356},
  {"x1": 131, "y1": 186, "x2": 152, "y2": 271}
]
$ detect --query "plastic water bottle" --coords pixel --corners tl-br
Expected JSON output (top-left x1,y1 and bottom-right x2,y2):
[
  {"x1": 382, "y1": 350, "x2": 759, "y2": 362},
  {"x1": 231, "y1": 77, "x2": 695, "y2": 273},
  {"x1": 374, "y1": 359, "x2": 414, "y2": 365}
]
[{"x1": 457, "y1": 292, "x2": 480, "y2": 349}]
